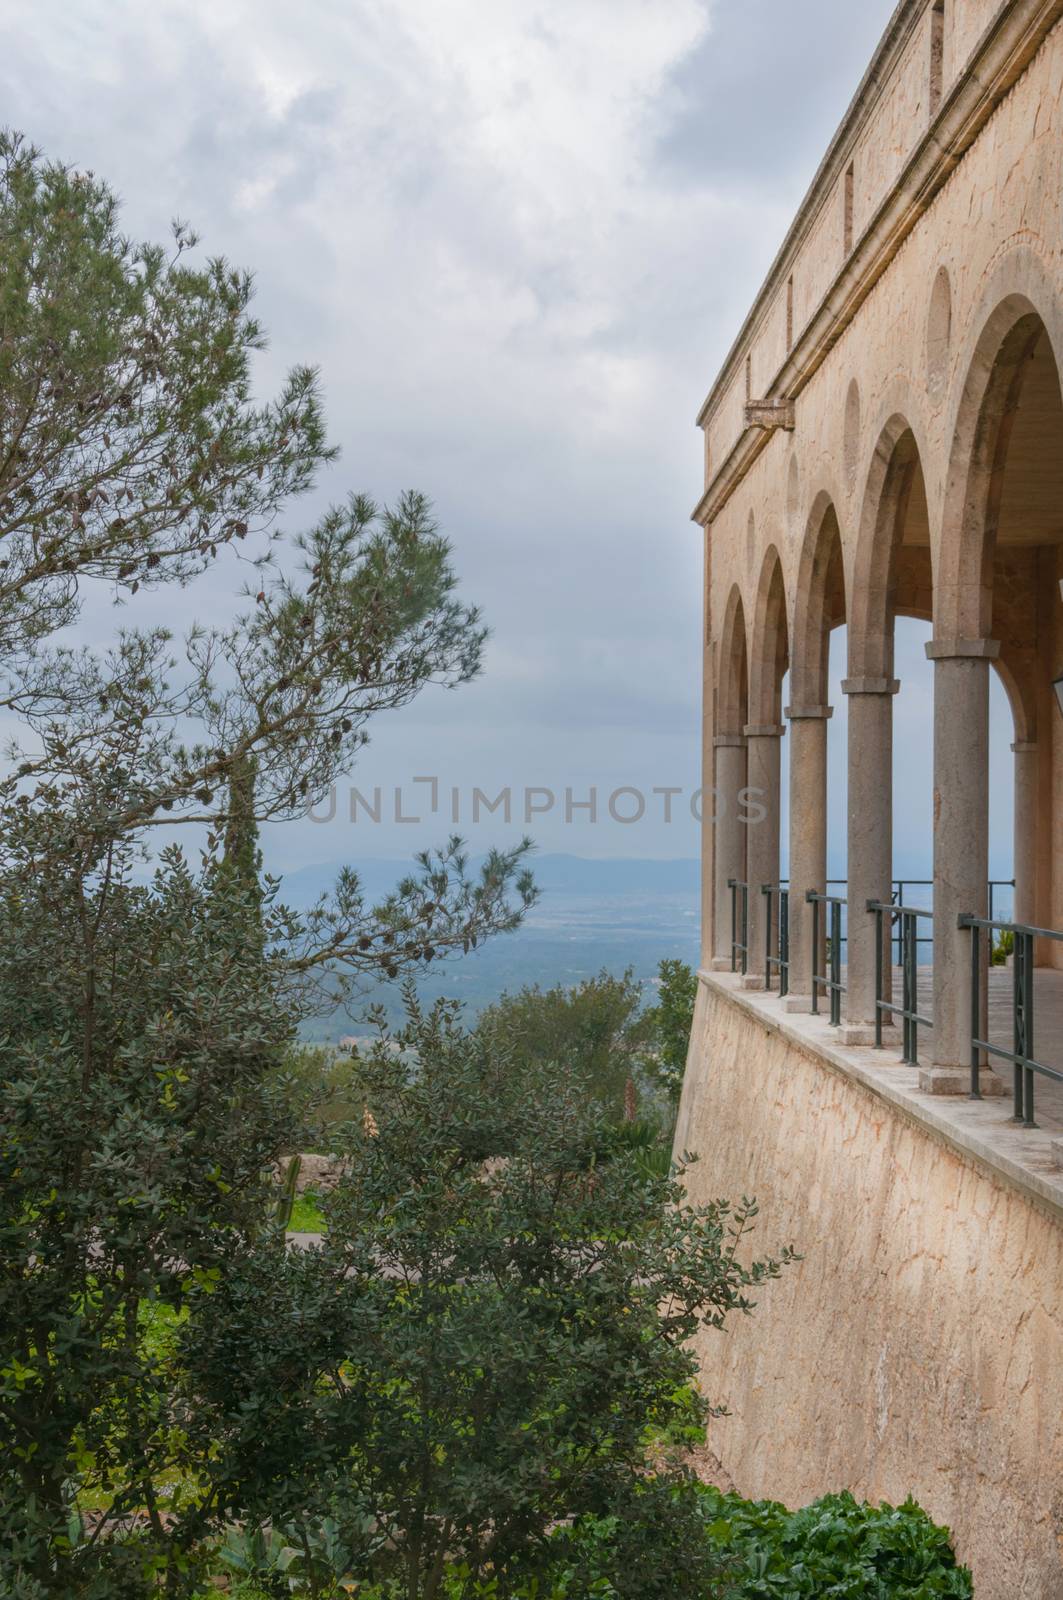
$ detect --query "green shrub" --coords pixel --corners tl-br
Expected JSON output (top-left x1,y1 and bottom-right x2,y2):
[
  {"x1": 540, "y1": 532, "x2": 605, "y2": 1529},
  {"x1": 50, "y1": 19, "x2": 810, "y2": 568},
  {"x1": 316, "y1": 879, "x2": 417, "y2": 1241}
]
[
  {"x1": 199, "y1": 1484, "x2": 970, "y2": 1600},
  {"x1": 182, "y1": 995, "x2": 794, "y2": 1600},
  {"x1": 697, "y1": 1487, "x2": 972, "y2": 1598}
]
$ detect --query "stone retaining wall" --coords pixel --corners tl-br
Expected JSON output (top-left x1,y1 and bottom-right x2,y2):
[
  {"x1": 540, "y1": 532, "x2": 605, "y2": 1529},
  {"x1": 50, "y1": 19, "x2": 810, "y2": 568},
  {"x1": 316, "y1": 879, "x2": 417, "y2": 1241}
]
[{"x1": 677, "y1": 977, "x2": 1063, "y2": 1599}]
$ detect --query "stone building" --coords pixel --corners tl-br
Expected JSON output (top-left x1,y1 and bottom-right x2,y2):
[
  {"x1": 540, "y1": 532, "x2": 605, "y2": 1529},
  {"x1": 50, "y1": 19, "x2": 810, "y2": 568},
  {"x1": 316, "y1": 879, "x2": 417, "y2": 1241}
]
[{"x1": 675, "y1": 2, "x2": 1063, "y2": 1594}]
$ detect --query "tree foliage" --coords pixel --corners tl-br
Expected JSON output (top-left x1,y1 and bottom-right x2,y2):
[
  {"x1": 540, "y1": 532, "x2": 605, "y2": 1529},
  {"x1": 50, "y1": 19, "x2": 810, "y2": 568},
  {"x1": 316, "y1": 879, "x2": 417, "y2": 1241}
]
[
  {"x1": 475, "y1": 969, "x2": 644, "y2": 1123},
  {"x1": 638, "y1": 958, "x2": 698, "y2": 1105},
  {"x1": 0, "y1": 130, "x2": 331, "y2": 657},
  {"x1": 0, "y1": 132, "x2": 535, "y2": 1597},
  {"x1": 180, "y1": 996, "x2": 794, "y2": 1600}
]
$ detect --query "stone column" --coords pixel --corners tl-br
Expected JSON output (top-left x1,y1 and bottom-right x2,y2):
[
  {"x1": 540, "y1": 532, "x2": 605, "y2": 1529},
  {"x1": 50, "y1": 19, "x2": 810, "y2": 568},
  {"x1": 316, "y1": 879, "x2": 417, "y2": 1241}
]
[
  {"x1": 923, "y1": 640, "x2": 1004, "y2": 1093},
  {"x1": 785, "y1": 705, "x2": 831, "y2": 1008},
  {"x1": 744, "y1": 724, "x2": 784, "y2": 988},
  {"x1": 1012, "y1": 740, "x2": 1038, "y2": 929},
  {"x1": 713, "y1": 735, "x2": 747, "y2": 968},
  {"x1": 842, "y1": 677, "x2": 897, "y2": 1040}
]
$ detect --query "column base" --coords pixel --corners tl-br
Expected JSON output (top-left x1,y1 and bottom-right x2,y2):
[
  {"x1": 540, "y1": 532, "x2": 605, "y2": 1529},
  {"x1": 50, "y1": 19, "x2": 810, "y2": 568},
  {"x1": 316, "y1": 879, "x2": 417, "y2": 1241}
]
[
  {"x1": 918, "y1": 1066, "x2": 1006, "y2": 1096},
  {"x1": 841, "y1": 1024, "x2": 900, "y2": 1047},
  {"x1": 784, "y1": 993, "x2": 813, "y2": 1014},
  {"x1": 739, "y1": 975, "x2": 766, "y2": 991},
  {"x1": 709, "y1": 957, "x2": 732, "y2": 972},
  {"x1": 1051, "y1": 1140, "x2": 1063, "y2": 1171}
]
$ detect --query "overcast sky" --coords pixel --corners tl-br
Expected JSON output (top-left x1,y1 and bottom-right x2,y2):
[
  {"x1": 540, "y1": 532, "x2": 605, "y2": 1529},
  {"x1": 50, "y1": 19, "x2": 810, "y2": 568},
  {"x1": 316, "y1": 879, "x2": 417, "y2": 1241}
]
[{"x1": 1, "y1": 0, "x2": 1016, "y2": 877}]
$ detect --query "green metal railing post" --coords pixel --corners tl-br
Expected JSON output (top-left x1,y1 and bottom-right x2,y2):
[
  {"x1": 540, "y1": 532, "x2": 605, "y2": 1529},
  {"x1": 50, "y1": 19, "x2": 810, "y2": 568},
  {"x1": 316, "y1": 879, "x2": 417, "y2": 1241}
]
[
  {"x1": 1016, "y1": 929, "x2": 1035, "y2": 1127},
  {"x1": 969, "y1": 919, "x2": 981, "y2": 1099},
  {"x1": 958, "y1": 912, "x2": 1061, "y2": 1125},
  {"x1": 807, "y1": 891, "x2": 846, "y2": 1025},
  {"x1": 867, "y1": 899, "x2": 933, "y2": 1059},
  {"x1": 728, "y1": 879, "x2": 748, "y2": 976},
  {"x1": 729, "y1": 879, "x2": 738, "y2": 974},
  {"x1": 761, "y1": 885, "x2": 790, "y2": 996},
  {"x1": 871, "y1": 901, "x2": 883, "y2": 1048}
]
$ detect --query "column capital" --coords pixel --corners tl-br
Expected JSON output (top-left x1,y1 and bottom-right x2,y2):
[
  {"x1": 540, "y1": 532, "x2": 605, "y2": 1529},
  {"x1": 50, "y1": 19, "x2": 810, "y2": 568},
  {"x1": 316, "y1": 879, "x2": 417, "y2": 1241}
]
[
  {"x1": 743, "y1": 723, "x2": 786, "y2": 738},
  {"x1": 841, "y1": 676, "x2": 899, "y2": 695},
  {"x1": 1011, "y1": 740, "x2": 1038, "y2": 753},
  {"x1": 713, "y1": 733, "x2": 746, "y2": 749},
  {"x1": 925, "y1": 637, "x2": 1001, "y2": 660},
  {"x1": 785, "y1": 703, "x2": 834, "y2": 720}
]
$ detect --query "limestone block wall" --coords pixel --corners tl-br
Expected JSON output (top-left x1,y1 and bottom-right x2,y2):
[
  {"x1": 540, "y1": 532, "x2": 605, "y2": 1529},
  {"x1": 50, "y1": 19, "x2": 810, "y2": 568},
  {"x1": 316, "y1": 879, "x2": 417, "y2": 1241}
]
[
  {"x1": 850, "y1": 6, "x2": 939, "y2": 235},
  {"x1": 950, "y1": 0, "x2": 1017, "y2": 75},
  {"x1": 678, "y1": 980, "x2": 1063, "y2": 1599}
]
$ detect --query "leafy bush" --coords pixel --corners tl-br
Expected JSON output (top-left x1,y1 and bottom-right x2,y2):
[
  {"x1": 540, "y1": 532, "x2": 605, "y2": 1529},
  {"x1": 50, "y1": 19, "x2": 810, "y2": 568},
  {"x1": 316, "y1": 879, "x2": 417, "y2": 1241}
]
[
  {"x1": 475, "y1": 968, "x2": 646, "y2": 1123},
  {"x1": 697, "y1": 1487, "x2": 973, "y2": 1598},
  {"x1": 181, "y1": 994, "x2": 794, "y2": 1600},
  {"x1": 195, "y1": 1478, "x2": 970, "y2": 1598},
  {"x1": 637, "y1": 959, "x2": 698, "y2": 1107}
]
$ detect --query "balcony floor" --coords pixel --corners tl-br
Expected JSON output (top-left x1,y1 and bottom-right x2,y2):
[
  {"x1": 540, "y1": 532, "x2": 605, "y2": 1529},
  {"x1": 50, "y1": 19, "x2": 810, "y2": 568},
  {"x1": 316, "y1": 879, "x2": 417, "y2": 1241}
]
[
  {"x1": 935, "y1": 964, "x2": 1063, "y2": 1126},
  {"x1": 794, "y1": 965, "x2": 1063, "y2": 1128}
]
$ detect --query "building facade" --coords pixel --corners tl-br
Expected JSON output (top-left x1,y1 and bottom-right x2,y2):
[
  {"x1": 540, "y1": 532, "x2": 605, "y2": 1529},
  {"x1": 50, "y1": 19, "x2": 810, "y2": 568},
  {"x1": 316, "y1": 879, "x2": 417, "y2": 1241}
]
[{"x1": 676, "y1": 2, "x2": 1063, "y2": 1594}]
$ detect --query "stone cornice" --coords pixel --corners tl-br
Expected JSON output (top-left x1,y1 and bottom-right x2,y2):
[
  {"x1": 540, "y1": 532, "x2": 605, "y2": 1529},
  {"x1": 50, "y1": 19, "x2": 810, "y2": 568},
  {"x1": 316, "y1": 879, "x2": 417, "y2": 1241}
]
[{"x1": 692, "y1": 0, "x2": 1063, "y2": 528}]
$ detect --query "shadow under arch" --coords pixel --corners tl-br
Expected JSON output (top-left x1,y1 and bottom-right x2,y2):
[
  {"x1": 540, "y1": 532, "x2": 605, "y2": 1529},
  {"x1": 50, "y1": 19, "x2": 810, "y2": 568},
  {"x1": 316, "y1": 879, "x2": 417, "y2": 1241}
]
[
  {"x1": 712, "y1": 583, "x2": 750, "y2": 963},
  {"x1": 791, "y1": 492, "x2": 846, "y2": 710},
  {"x1": 716, "y1": 582, "x2": 748, "y2": 736},
  {"x1": 849, "y1": 413, "x2": 933, "y2": 680},
  {"x1": 937, "y1": 285, "x2": 1063, "y2": 950},
  {"x1": 939, "y1": 289, "x2": 1063, "y2": 643},
  {"x1": 748, "y1": 544, "x2": 790, "y2": 728}
]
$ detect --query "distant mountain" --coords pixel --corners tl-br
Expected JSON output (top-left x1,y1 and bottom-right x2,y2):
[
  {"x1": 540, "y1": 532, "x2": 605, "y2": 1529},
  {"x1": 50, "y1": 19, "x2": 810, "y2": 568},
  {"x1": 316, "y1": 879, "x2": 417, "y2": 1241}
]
[{"x1": 271, "y1": 852, "x2": 700, "y2": 910}]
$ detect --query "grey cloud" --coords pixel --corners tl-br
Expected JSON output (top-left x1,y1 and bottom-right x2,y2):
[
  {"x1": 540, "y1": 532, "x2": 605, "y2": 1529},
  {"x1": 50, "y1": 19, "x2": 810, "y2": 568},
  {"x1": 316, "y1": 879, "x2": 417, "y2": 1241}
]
[
  {"x1": 656, "y1": 0, "x2": 898, "y2": 195},
  {"x1": 0, "y1": 0, "x2": 1013, "y2": 872}
]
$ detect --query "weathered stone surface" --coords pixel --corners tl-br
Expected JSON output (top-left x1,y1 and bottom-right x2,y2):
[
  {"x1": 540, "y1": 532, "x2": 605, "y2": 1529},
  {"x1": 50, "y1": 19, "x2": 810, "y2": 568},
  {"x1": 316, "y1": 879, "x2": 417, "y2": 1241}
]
[
  {"x1": 678, "y1": 980, "x2": 1063, "y2": 1600},
  {"x1": 682, "y1": 9, "x2": 1063, "y2": 1595}
]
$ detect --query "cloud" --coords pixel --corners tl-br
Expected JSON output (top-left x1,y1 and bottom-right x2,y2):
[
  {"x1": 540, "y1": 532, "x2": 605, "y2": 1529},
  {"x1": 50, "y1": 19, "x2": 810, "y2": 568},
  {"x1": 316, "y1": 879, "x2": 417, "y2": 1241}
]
[{"x1": 3, "y1": 0, "x2": 1002, "y2": 877}]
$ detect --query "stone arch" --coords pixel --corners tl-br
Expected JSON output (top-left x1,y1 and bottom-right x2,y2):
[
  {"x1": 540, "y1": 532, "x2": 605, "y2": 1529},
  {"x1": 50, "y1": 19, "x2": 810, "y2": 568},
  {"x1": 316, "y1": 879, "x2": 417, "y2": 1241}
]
[
  {"x1": 937, "y1": 245, "x2": 1063, "y2": 642},
  {"x1": 748, "y1": 545, "x2": 790, "y2": 727},
  {"x1": 992, "y1": 651, "x2": 1036, "y2": 746},
  {"x1": 849, "y1": 410, "x2": 932, "y2": 678},
  {"x1": 717, "y1": 582, "x2": 748, "y2": 736},
  {"x1": 791, "y1": 493, "x2": 846, "y2": 710}
]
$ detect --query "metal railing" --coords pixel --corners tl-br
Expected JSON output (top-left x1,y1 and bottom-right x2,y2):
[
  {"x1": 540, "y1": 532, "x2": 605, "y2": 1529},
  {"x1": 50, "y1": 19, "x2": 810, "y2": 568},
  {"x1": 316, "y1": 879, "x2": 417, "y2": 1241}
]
[
  {"x1": 761, "y1": 884, "x2": 789, "y2": 995},
  {"x1": 886, "y1": 879, "x2": 1013, "y2": 965},
  {"x1": 959, "y1": 913, "x2": 1063, "y2": 1119},
  {"x1": 727, "y1": 879, "x2": 749, "y2": 976},
  {"x1": 806, "y1": 892, "x2": 847, "y2": 1025},
  {"x1": 867, "y1": 900, "x2": 934, "y2": 1062}
]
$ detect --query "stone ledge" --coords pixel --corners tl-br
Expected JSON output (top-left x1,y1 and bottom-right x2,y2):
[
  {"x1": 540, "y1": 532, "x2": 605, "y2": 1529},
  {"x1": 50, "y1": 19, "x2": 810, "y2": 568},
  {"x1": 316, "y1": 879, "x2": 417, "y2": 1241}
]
[{"x1": 698, "y1": 966, "x2": 1063, "y2": 1227}]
